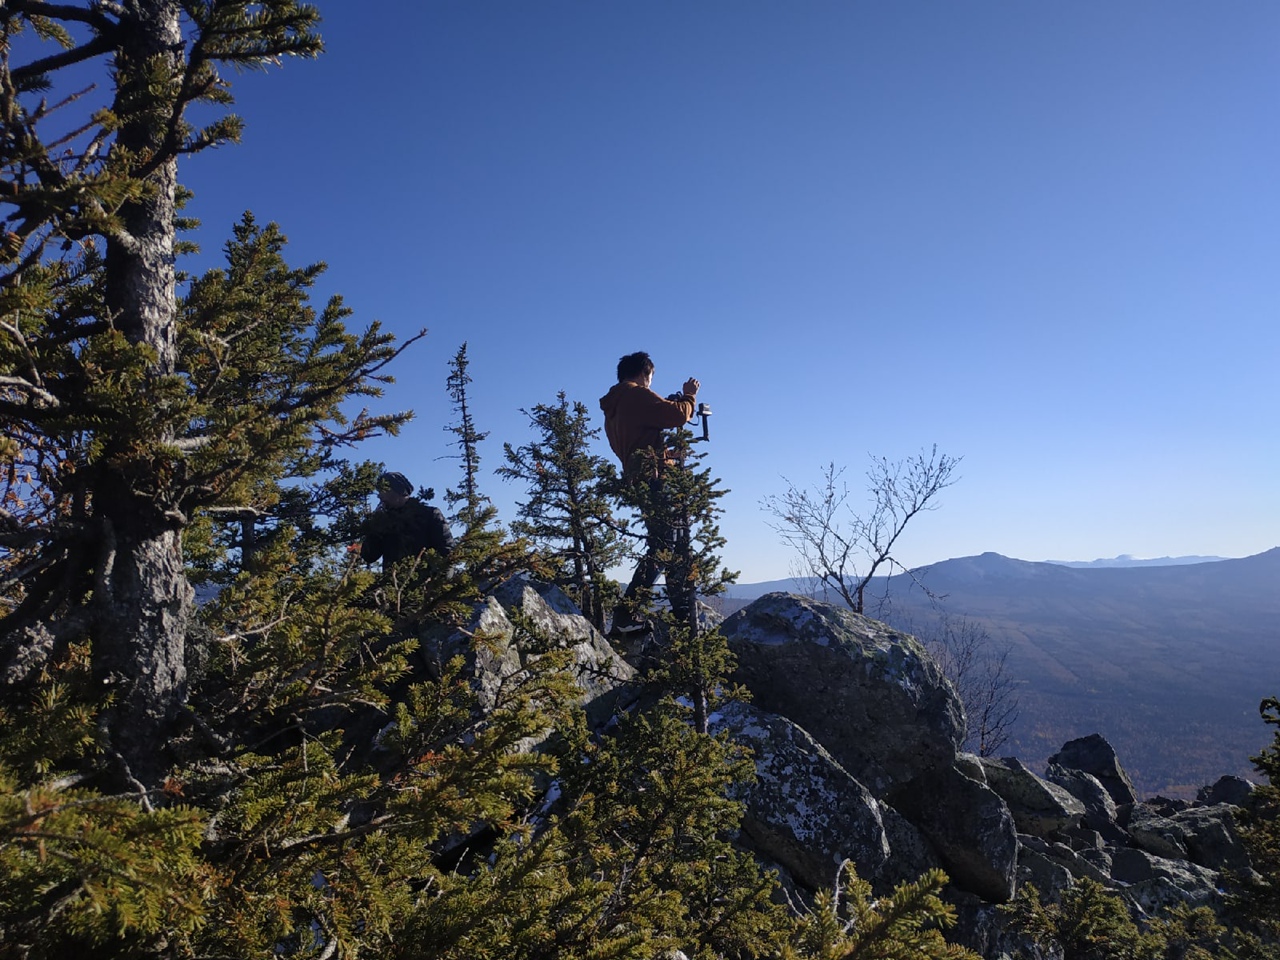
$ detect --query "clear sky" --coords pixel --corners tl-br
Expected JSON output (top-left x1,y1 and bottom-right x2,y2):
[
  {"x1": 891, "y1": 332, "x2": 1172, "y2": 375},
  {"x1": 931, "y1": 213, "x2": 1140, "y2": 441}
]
[{"x1": 178, "y1": 2, "x2": 1279, "y2": 583}]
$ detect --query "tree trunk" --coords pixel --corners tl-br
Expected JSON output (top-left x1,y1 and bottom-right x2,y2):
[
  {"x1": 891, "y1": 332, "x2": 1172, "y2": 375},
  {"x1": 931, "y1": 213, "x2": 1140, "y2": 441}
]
[{"x1": 92, "y1": 0, "x2": 191, "y2": 789}]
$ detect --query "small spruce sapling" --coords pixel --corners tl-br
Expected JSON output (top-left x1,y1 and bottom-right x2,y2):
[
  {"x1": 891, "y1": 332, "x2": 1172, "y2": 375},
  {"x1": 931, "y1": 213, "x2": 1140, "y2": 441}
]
[{"x1": 497, "y1": 391, "x2": 626, "y2": 632}]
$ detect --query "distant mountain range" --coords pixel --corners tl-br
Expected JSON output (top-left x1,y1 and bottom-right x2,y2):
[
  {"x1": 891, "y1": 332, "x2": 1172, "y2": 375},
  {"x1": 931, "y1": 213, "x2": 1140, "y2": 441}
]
[
  {"x1": 719, "y1": 550, "x2": 1280, "y2": 798},
  {"x1": 1044, "y1": 554, "x2": 1227, "y2": 569}
]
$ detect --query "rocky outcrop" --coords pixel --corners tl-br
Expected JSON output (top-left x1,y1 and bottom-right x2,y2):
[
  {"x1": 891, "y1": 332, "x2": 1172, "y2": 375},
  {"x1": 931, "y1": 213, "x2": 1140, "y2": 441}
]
[
  {"x1": 1127, "y1": 800, "x2": 1251, "y2": 874},
  {"x1": 421, "y1": 574, "x2": 635, "y2": 723},
  {"x1": 1049, "y1": 734, "x2": 1138, "y2": 807},
  {"x1": 1036, "y1": 732, "x2": 1250, "y2": 917},
  {"x1": 1198, "y1": 775, "x2": 1256, "y2": 808},
  {"x1": 979, "y1": 756, "x2": 1085, "y2": 837},
  {"x1": 465, "y1": 584, "x2": 1260, "y2": 954},
  {"x1": 718, "y1": 593, "x2": 1032, "y2": 904},
  {"x1": 722, "y1": 593, "x2": 964, "y2": 795},
  {"x1": 713, "y1": 594, "x2": 1259, "y2": 938}
]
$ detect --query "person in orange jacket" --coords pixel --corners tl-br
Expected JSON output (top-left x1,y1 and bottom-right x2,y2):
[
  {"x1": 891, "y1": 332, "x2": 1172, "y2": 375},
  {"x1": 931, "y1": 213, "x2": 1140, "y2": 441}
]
[{"x1": 599, "y1": 351, "x2": 700, "y2": 636}]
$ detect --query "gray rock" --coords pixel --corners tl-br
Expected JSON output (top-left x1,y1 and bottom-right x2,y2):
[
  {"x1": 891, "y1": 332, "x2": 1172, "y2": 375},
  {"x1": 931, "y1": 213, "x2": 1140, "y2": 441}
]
[
  {"x1": 955, "y1": 752, "x2": 987, "y2": 783},
  {"x1": 877, "y1": 801, "x2": 946, "y2": 891},
  {"x1": 1078, "y1": 846, "x2": 1114, "y2": 877},
  {"x1": 708, "y1": 700, "x2": 893, "y2": 892},
  {"x1": 420, "y1": 596, "x2": 522, "y2": 711},
  {"x1": 1048, "y1": 734, "x2": 1137, "y2": 806},
  {"x1": 424, "y1": 575, "x2": 635, "y2": 724},
  {"x1": 1110, "y1": 847, "x2": 1221, "y2": 913},
  {"x1": 1017, "y1": 847, "x2": 1073, "y2": 899},
  {"x1": 1197, "y1": 775, "x2": 1256, "y2": 808},
  {"x1": 1063, "y1": 825, "x2": 1106, "y2": 851},
  {"x1": 1128, "y1": 803, "x2": 1190, "y2": 861},
  {"x1": 1018, "y1": 834, "x2": 1111, "y2": 884},
  {"x1": 1170, "y1": 803, "x2": 1250, "y2": 873},
  {"x1": 1045, "y1": 762, "x2": 1126, "y2": 843},
  {"x1": 980, "y1": 756, "x2": 1085, "y2": 837},
  {"x1": 722, "y1": 593, "x2": 964, "y2": 794},
  {"x1": 891, "y1": 763, "x2": 1019, "y2": 902},
  {"x1": 1045, "y1": 763, "x2": 1116, "y2": 818}
]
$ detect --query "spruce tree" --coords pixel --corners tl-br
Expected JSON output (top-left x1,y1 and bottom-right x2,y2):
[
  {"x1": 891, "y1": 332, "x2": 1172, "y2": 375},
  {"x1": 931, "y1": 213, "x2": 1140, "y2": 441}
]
[
  {"x1": 497, "y1": 391, "x2": 625, "y2": 632},
  {"x1": 444, "y1": 341, "x2": 491, "y2": 529},
  {"x1": 626, "y1": 427, "x2": 737, "y2": 732},
  {"x1": 794, "y1": 861, "x2": 978, "y2": 960},
  {"x1": 0, "y1": 1, "x2": 352, "y2": 787},
  {"x1": 1005, "y1": 879, "x2": 1245, "y2": 960},
  {"x1": 1230, "y1": 697, "x2": 1280, "y2": 956}
]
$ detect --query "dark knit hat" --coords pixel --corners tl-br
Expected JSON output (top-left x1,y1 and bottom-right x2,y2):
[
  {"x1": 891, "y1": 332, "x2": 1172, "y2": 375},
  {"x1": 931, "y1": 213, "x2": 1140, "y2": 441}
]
[{"x1": 379, "y1": 471, "x2": 413, "y2": 495}]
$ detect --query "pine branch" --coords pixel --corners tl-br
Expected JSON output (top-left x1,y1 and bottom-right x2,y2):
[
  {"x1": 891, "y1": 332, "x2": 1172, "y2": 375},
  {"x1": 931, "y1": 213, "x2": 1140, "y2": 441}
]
[{"x1": 9, "y1": 35, "x2": 118, "y2": 85}]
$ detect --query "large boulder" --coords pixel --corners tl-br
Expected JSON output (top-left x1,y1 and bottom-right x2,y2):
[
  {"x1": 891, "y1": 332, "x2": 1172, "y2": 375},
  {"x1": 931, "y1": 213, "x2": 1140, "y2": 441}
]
[
  {"x1": 891, "y1": 763, "x2": 1019, "y2": 902},
  {"x1": 1045, "y1": 762, "x2": 1125, "y2": 843},
  {"x1": 1110, "y1": 847, "x2": 1221, "y2": 914},
  {"x1": 1048, "y1": 734, "x2": 1137, "y2": 807},
  {"x1": 979, "y1": 756, "x2": 1085, "y2": 837},
  {"x1": 1197, "y1": 775, "x2": 1256, "y2": 808},
  {"x1": 1126, "y1": 800, "x2": 1251, "y2": 873},
  {"x1": 422, "y1": 574, "x2": 635, "y2": 724},
  {"x1": 1171, "y1": 804, "x2": 1250, "y2": 873},
  {"x1": 722, "y1": 593, "x2": 964, "y2": 794},
  {"x1": 708, "y1": 700, "x2": 896, "y2": 892}
]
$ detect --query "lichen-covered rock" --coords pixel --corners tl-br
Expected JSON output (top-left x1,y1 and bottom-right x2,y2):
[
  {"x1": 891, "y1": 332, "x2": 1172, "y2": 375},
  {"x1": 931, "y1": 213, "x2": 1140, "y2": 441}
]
[
  {"x1": 422, "y1": 574, "x2": 635, "y2": 724},
  {"x1": 877, "y1": 801, "x2": 946, "y2": 891},
  {"x1": 1048, "y1": 734, "x2": 1138, "y2": 807},
  {"x1": 709, "y1": 700, "x2": 894, "y2": 892},
  {"x1": 722, "y1": 593, "x2": 964, "y2": 794},
  {"x1": 980, "y1": 756, "x2": 1085, "y2": 837},
  {"x1": 1110, "y1": 847, "x2": 1221, "y2": 914},
  {"x1": 420, "y1": 596, "x2": 522, "y2": 711},
  {"x1": 891, "y1": 763, "x2": 1019, "y2": 902}
]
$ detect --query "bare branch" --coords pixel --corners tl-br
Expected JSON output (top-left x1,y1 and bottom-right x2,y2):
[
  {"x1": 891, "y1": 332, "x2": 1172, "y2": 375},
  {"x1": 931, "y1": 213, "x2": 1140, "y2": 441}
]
[
  {"x1": 0, "y1": 375, "x2": 62, "y2": 408},
  {"x1": 763, "y1": 447, "x2": 959, "y2": 613}
]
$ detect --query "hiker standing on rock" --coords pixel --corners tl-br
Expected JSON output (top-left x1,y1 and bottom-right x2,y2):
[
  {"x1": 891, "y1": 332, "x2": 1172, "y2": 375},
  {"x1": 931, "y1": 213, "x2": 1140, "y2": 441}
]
[{"x1": 599, "y1": 351, "x2": 699, "y2": 636}]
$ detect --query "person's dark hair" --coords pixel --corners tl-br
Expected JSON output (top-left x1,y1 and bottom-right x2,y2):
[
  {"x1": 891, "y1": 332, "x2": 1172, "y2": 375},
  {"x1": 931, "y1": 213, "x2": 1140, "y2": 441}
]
[
  {"x1": 617, "y1": 351, "x2": 654, "y2": 382},
  {"x1": 379, "y1": 471, "x2": 414, "y2": 496}
]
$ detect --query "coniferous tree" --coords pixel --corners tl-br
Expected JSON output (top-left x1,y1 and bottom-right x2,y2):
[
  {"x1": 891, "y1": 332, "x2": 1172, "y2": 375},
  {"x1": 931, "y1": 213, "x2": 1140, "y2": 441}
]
[
  {"x1": 1003, "y1": 879, "x2": 1246, "y2": 960},
  {"x1": 444, "y1": 341, "x2": 491, "y2": 529},
  {"x1": 1229, "y1": 697, "x2": 1280, "y2": 957},
  {"x1": 0, "y1": 2, "x2": 371, "y2": 787},
  {"x1": 627, "y1": 427, "x2": 737, "y2": 732},
  {"x1": 497, "y1": 391, "x2": 625, "y2": 632},
  {"x1": 794, "y1": 861, "x2": 978, "y2": 960},
  {"x1": 433, "y1": 342, "x2": 531, "y2": 619}
]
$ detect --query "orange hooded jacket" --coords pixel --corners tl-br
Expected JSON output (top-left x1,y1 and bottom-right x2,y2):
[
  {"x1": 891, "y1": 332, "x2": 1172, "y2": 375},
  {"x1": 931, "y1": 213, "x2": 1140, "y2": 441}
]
[{"x1": 599, "y1": 381, "x2": 695, "y2": 478}]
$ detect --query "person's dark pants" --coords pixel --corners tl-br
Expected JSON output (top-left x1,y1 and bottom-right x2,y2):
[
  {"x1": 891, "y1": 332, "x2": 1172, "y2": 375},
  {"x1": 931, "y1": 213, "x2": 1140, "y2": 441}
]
[{"x1": 622, "y1": 477, "x2": 691, "y2": 623}]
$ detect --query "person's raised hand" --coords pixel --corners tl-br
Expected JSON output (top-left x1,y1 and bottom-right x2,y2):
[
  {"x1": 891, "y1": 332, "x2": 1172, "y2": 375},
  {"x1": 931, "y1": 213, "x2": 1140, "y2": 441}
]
[{"x1": 682, "y1": 377, "x2": 700, "y2": 397}]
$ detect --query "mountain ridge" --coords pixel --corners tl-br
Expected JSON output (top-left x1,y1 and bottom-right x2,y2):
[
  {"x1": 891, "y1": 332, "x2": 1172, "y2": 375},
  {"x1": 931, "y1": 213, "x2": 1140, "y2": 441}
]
[{"x1": 720, "y1": 548, "x2": 1280, "y2": 797}]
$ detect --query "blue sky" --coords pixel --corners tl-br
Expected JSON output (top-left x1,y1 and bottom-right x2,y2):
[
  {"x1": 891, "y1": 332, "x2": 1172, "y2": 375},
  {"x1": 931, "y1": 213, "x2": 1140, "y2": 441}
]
[{"x1": 178, "y1": 2, "x2": 1279, "y2": 583}]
